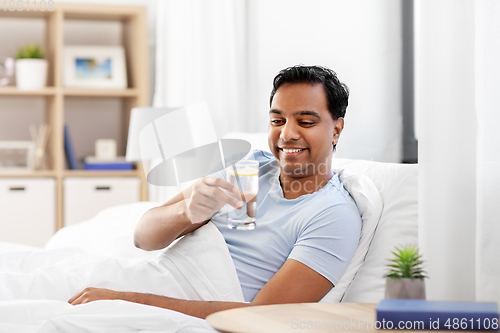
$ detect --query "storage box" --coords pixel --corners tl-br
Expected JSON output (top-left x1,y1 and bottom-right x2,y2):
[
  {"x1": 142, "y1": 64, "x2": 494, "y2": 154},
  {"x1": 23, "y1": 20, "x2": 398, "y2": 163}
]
[
  {"x1": 64, "y1": 177, "x2": 140, "y2": 226},
  {"x1": 0, "y1": 178, "x2": 56, "y2": 247}
]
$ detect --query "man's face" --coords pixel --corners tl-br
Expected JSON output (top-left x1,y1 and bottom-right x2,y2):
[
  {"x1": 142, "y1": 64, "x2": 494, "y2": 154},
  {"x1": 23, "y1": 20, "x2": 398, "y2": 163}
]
[{"x1": 268, "y1": 82, "x2": 343, "y2": 179}]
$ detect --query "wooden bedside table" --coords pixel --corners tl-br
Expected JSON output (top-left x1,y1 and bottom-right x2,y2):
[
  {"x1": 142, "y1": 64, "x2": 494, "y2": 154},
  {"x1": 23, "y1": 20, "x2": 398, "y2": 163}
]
[
  {"x1": 206, "y1": 302, "x2": 480, "y2": 333},
  {"x1": 206, "y1": 303, "x2": 377, "y2": 333}
]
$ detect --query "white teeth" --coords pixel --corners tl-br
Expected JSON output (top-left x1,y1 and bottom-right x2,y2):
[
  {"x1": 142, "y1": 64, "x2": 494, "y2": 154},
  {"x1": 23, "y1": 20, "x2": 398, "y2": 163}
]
[{"x1": 282, "y1": 148, "x2": 303, "y2": 153}]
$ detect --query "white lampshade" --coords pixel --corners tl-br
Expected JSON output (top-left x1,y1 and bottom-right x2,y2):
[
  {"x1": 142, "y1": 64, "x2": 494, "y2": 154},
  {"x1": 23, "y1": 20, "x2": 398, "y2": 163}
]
[
  {"x1": 125, "y1": 106, "x2": 179, "y2": 162},
  {"x1": 126, "y1": 103, "x2": 251, "y2": 186}
]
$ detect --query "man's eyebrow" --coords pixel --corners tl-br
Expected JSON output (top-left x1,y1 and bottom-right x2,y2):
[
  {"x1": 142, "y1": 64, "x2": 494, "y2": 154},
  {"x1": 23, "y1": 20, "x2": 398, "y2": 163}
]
[
  {"x1": 294, "y1": 110, "x2": 321, "y2": 119},
  {"x1": 269, "y1": 110, "x2": 321, "y2": 119}
]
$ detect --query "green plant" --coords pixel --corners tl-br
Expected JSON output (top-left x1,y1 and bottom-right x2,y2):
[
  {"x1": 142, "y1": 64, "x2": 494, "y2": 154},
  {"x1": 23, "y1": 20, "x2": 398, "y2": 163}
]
[
  {"x1": 16, "y1": 44, "x2": 44, "y2": 59},
  {"x1": 386, "y1": 245, "x2": 426, "y2": 279}
]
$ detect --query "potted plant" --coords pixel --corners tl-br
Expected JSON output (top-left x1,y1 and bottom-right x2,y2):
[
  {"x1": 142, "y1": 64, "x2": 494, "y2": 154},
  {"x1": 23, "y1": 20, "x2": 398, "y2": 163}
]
[
  {"x1": 385, "y1": 245, "x2": 426, "y2": 299},
  {"x1": 15, "y1": 44, "x2": 48, "y2": 90}
]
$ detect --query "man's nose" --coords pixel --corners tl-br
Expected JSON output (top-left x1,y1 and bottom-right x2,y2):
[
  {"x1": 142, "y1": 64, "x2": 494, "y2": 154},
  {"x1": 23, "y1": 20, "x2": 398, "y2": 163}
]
[{"x1": 280, "y1": 121, "x2": 300, "y2": 141}]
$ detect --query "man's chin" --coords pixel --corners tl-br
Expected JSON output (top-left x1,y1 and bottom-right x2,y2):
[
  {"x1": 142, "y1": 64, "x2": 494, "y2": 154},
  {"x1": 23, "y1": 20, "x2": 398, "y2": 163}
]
[
  {"x1": 279, "y1": 164, "x2": 309, "y2": 178},
  {"x1": 278, "y1": 158, "x2": 331, "y2": 179}
]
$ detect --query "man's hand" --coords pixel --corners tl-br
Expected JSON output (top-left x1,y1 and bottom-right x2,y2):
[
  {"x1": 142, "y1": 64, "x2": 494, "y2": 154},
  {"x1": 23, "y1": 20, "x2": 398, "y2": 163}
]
[
  {"x1": 185, "y1": 177, "x2": 243, "y2": 224},
  {"x1": 68, "y1": 259, "x2": 332, "y2": 318},
  {"x1": 68, "y1": 287, "x2": 124, "y2": 305},
  {"x1": 69, "y1": 287, "x2": 250, "y2": 319},
  {"x1": 134, "y1": 176, "x2": 244, "y2": 250}
]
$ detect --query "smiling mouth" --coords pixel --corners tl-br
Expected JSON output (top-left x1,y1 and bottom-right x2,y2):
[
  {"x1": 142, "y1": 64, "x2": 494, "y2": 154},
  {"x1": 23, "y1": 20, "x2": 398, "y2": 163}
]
[{"x1": 278, "y1": 148, "x2": 307, "y2": 154}]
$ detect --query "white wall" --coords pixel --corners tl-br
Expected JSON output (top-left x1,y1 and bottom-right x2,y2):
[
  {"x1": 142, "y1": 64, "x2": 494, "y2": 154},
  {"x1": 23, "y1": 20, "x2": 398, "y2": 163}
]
[
  {"x1": 246, "y1": 0, "x2": 403, "y2": 162},
  {"x1": 1, "y1": 0, "x2": 404, "y2": 163}
]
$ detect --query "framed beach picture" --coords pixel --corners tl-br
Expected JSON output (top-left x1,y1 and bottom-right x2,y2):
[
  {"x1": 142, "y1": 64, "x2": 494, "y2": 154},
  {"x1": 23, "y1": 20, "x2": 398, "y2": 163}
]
[{"x1": 63, "y1": 46, "x2": 127, "y2": 89}]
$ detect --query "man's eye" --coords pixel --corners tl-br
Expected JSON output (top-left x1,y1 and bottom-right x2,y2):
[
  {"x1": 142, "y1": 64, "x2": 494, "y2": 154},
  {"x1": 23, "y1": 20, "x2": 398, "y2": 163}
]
[
  {"x1": 299, "y1": 122, "x2": 315, "y2": 126},
  {"x1": 271, "y1": 120, "x2": 284, "y2": 125}
]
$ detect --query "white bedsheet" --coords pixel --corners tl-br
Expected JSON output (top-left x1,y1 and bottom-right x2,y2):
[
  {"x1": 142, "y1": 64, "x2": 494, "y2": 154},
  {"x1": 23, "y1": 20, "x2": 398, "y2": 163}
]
[{"x1": 0, "y1": 222, "x2": 244, "y2": 332}]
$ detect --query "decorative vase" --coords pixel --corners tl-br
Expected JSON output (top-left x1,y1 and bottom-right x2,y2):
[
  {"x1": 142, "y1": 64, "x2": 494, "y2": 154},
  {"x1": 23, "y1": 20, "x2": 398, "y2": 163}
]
[
  {"x1": 385, "y1": 278, "x2": 426, "y2": 299},
  {"x1": 15, "y1": 59, "x2": 48, "y2": 90}
]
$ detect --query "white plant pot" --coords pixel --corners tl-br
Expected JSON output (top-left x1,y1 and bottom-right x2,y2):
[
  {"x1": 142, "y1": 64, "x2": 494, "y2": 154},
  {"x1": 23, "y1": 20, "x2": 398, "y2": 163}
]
[
  {"x1": 385, "y1": 278, "x2": 426, "y2": 299},
  {"x1": 15, "y1": 59, "x2": 48, "y2": 90}
]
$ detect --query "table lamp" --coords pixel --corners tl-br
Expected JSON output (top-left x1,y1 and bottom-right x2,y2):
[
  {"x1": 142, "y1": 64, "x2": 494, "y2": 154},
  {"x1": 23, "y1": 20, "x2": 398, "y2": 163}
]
[{"x1": 125, "y1": 103, "x2": 251, "y2": 187}]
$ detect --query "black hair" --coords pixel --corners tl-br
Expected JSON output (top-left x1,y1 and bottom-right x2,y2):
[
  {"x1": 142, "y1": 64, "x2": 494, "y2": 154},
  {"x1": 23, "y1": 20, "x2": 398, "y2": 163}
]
[{"x1": 269, "y1": 65, "x2": 349, "y2": 120}]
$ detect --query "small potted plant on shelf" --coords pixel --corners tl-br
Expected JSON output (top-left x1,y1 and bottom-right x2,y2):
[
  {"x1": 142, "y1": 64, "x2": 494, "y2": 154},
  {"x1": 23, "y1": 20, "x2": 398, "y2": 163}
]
[
  {"x1": 385, "y1": 245, "x2": 426, "y2": 299},
  {"x1": 15, "y1": 44, "x2": 48, "y2": 90}
]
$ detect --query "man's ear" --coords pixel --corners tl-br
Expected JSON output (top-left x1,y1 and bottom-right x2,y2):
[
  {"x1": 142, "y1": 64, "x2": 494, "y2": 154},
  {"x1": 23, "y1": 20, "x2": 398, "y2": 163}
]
[{"x1": 333, "y1": 117, "x2": 344, "y2": 145}]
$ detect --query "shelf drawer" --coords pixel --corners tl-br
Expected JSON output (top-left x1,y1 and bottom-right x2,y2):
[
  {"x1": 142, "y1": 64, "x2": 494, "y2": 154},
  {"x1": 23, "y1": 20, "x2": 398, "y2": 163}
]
[
  {"x1": 0, "y1": 178, "x2": 56, "y2": 247},
  {"x1": 64, "y1": 177, "x2": 140, "y2": 226}
]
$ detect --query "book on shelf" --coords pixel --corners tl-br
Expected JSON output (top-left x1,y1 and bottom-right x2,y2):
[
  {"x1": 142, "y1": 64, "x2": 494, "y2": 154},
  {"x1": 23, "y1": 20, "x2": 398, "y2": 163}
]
[
  {"x1": 83, "y1": 156, "x2": 134, "y2": 170},
  {"x1": 376, "y1": 299, "x2": 499, "y2": 331},
  {"x1": 64, "y1": 124, "x2": 78, "y2": 170}
]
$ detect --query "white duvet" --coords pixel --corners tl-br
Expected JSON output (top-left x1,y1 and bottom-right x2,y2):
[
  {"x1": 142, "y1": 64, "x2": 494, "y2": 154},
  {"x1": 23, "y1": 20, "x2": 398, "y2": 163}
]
[
  {"x1": 0, "y1": 166, "x2": 387, "y2": 331},
  {"x1": 0, "y1": 211, "x2": 244, "y2": 333}
]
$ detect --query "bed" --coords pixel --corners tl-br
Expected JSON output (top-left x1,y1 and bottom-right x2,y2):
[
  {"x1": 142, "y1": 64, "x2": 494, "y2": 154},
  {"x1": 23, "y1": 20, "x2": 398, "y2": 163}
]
[{"x1": 0, "y1": 137, "x2": 418, "y2": 331}]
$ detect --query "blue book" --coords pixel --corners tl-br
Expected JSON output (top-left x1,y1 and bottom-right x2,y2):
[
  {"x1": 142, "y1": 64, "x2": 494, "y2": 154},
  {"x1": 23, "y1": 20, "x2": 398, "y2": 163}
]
[
  {"x1": 83, "y1": 156, "x2": 134, "y2": 170},
  {"x1": 377, "y1": 299, "x2": 499, "y2": 330},
  {"x1": 64, "y1": 125, "x2": 78, "y2": 170},
  {"x1": 84, "y1": 163, "x2": 134, "y2": 170}
]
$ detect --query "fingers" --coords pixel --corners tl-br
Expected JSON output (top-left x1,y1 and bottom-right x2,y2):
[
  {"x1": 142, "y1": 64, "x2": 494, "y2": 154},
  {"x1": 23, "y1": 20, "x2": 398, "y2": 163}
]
[
  {"x1": 247, "y1": 201, "x2": 257, "y2": 218},
  {"x1": 68, "y1": 287, "x2": 98, "y2": 303},
  {"x1": 190, "y1": 189, "x2": 220, "y2": 210},
  {"x1": 69, "y1": 294, "x2": 86, "y2": 305},
  {"x1": 186, "y1": 177, "x2": 245, "y2": 223},
  {"x1": 203, "y1": 177, "x2": 239, "y2": 194},
  {"x1": 68, "y1": 290, "x2": 84, "y2": 304},
  {"x1": 185, "y1": 200, "x2": 214, "y2": 224},
  {"x1": 192, "y1": 178, "x2": 243, "y2": 209},
  {"x1": 200, "y1": 178, "x2": 243, "y2": 208},
  {"x1": 68, "y1": 288, "x2": 91, "y2": 305},
  {"x1": 68, "y1": 287, "x2": 112, "y2": 306}
]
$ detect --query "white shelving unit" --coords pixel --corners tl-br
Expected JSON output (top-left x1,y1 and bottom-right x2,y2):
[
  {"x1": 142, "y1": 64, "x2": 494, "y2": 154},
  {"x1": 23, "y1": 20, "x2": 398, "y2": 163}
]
[{"x1": 0, "y1": 3, "x2": 150, "y2": 245}]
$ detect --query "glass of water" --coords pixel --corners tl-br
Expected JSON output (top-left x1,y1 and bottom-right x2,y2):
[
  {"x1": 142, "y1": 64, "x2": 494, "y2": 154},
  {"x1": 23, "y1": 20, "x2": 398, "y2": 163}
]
[{"x1": 226, "y1": 160, "x2": 259, "y2": 230}]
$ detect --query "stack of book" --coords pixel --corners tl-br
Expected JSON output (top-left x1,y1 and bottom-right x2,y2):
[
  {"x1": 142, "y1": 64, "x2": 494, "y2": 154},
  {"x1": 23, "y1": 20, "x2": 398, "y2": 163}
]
[
  {"x1": 83, "y1": 156, "x2": 134, "y2": 170},
  {"x1": 377, "y1": 299, "x2": 499, "y2": 331},
  {"x1": 64, "y1": 124, "x2": 134, "y2": 171}
]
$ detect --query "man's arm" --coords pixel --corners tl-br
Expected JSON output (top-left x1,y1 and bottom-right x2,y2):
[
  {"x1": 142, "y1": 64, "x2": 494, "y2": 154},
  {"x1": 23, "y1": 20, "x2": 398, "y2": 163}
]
[
  {"x1": 134, "y1": 177, "x2": 243, "y2": 251},
  {"x1": 69, "y1": 259, "x2": 332, "y2": 319},
  {"x1": 133, "y1": 189, "x2": 198, "y2": 251}
]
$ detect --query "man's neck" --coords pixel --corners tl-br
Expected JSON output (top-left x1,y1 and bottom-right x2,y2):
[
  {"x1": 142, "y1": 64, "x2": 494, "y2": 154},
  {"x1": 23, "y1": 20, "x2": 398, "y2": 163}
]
[{"x1": 279, "y1": 170, "x2": 333, "y2": 200}]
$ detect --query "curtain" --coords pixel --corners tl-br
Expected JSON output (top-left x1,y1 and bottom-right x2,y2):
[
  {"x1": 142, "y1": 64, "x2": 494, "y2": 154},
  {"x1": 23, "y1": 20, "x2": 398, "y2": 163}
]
[
  {"x1": 153, "y1": 0, "x2": 247, "y2": 138},
  {"x1": 150, "y1": 0, "x2": 247, "y2": 203},
  {"x1": 475, "y1": 0, "x2": 500, "y2": 303},
  {"x1": 417, "y1": 0, "x2": 500, "y2": 303}
]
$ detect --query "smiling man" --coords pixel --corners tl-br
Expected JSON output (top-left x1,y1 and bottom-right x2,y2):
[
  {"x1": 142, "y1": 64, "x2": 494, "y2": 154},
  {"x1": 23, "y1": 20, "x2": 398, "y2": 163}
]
[
  {"x1": 69, "y1": 65, "x2": 362, "y2": 319},
  {"x1": 268, "y1": 71, "x2": 345, "y2": 199}
]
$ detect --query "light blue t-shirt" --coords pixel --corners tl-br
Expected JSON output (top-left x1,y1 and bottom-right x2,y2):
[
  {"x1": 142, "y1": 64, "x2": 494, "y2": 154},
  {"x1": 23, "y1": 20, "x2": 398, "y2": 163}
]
[{"x1": 210, "y1": 150, "x2": 362, "y2": 302}]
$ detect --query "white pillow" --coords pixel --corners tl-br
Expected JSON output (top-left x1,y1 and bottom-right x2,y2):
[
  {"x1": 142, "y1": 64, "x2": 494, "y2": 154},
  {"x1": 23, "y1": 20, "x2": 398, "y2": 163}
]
[
  {"x1": 320, "y1": 168, "x2": 383, "y2": 302},
  {"x1": 0, "y1": 242, "x2": 43, "y2": 254},
  {"x1": 332, "y1": 158, "x2": 418, "y2": 302},
  {"x1": 46, "y1": 202, "x2": 162, "y2": 260}
]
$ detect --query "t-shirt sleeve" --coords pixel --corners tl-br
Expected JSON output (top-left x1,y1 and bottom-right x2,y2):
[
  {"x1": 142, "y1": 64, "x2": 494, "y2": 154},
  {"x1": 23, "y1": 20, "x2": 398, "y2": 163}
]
[{"x1": 288, "y1": 202, "x2": 362, "y2": 286}]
